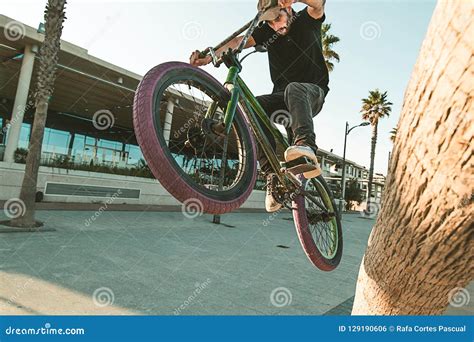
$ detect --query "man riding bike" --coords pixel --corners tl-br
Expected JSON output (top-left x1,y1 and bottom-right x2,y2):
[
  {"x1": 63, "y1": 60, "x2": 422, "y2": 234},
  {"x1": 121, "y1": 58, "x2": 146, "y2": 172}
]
[{"x1": 190, "y1": 0, "x2": 328, "y2": 213}]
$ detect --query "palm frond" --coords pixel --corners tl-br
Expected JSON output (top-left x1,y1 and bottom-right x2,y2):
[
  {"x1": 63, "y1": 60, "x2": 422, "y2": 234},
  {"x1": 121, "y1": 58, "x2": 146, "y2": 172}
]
[
  {"x1": 390, "y1": 127, "x2": 398, "y2": 143},
  {"x1": 360, "y1": 89, "x2": 393, "y2": 125},
  {"x1": 321, "y1": 23, "x2": 341, "y2": 73}
]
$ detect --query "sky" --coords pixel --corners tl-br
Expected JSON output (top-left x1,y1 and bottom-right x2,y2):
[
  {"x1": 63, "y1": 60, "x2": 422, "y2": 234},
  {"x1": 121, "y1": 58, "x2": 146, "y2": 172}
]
[{"x1": 1, "y1": 0, "x2": 437, "y2": 174}]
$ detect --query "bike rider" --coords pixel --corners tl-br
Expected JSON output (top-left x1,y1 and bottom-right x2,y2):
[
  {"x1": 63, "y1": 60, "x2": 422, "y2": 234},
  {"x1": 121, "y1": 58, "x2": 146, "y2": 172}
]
[{"x1": 190, "y1": 0, "x2": 328, "y2": 213}]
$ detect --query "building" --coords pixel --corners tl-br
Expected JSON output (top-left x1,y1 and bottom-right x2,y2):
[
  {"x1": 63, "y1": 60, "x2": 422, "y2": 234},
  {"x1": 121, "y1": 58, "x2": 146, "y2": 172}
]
[
  {"x1": 317, "y1": 148, "x2": 386, "y2": 209},
  {"x1": 0, "y1": 15, "x2": 384, "y2": 210}
]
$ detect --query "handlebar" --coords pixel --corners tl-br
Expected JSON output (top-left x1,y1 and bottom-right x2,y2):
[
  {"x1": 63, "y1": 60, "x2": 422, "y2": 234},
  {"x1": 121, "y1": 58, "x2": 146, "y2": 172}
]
[
  {"x1": 198, "y1": 19, "x2": 253, "y2": 59},
  {"x1": 198, "y1": 12, "x2": 263, "y2": 64}
]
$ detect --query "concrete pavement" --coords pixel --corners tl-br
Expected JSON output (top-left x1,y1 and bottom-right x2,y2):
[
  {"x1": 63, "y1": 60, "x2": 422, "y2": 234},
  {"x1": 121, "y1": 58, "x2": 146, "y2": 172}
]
[{"x1": 0, "y1": 210, "x2": 471, "y2": 315}]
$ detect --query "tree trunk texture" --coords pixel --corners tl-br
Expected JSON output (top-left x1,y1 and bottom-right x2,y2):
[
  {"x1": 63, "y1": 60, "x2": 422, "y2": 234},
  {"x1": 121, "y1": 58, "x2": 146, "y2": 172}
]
[
  {"x1": 10, "y1": 0, "x2": 67, "y2": 227},
  {"x1": 352, "y1": 0, "x2": 473, "y2": 315},
  {"x1": 12, "y1": 102, "x2": 48, "y2": 227}
]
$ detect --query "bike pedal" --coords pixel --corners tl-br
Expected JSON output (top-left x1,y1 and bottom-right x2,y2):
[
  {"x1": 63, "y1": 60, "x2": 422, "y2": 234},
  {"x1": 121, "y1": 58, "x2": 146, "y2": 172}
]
[
  {"x1": 283, "y1": 156, "x2": 317, "y2": 176},
  {"x1": 284, "y1": 156, "x2": 315, "y2": 168},
  {"x1": 287, "y1": 164, "x2": 318, "y2": 176}
]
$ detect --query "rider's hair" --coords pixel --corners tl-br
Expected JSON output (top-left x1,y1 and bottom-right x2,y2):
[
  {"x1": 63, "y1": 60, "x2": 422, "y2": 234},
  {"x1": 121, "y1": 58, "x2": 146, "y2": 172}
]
[
  {"x1": 281, "y1": 7, "x2": 293, "y2": 22},
  {"x1": 282, "y1": 8, "x2": 294, "y2": 27},
  {"x1": 260, "y1": 7, "x2": 292, "y2": 26}
]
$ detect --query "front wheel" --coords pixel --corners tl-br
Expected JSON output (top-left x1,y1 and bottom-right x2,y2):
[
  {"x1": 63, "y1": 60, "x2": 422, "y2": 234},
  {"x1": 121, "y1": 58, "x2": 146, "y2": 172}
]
[
  {"x1": 133, "y1": 62, "x2": 257, "y2": 214},
  {"x1": 292, "y1": 176, "x2": 343, "y2": 271}
]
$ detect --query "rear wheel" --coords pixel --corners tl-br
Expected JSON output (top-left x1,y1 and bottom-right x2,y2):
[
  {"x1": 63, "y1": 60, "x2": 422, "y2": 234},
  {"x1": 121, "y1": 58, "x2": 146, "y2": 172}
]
[
  {"x1": 292, "y1": 176, "x2": 343, "y2": 271},
  {"x1": 133, "y1": 62, "x2": 257, "y2": 214}
]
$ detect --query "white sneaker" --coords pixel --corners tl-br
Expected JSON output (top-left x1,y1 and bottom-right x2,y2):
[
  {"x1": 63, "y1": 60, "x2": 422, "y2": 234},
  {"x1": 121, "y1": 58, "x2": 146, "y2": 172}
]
[
  {"x1": 284, "y1": 145, "x2": 322, "y2": 179},
  {"x1": 265, "y1": 174, "x2": 283, "y2": 213}
]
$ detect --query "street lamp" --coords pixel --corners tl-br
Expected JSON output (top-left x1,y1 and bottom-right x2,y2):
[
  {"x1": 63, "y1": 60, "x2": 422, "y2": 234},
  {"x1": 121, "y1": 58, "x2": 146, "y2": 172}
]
[{"x1": 338, "y1": 121, "x2": 370, "y2": 218}]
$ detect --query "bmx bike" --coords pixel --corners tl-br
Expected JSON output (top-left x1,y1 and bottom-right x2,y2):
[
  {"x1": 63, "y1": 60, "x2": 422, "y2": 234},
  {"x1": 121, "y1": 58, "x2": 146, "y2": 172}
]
[{"x1": 133, "y1": 11, "x2": 342, "y2": 271}]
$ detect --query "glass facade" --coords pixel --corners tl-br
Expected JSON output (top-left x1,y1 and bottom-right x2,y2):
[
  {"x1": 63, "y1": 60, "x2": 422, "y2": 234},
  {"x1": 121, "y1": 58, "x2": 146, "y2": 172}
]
[
  {"x1": 0, "y1": 117, "x2": 5, "y2": 145},
  {"x1": 8, "y1": 122, "x2": 145, "y2": 169},
  {"x1": 0, "y1": 113, "x2": 385, "y2": 194}
]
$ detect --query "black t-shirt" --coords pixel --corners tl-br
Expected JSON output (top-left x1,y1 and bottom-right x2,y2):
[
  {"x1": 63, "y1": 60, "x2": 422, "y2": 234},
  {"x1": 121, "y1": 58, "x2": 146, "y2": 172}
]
[{"x1": 252, "y1": 7, "x2": 329, "y2": 95}]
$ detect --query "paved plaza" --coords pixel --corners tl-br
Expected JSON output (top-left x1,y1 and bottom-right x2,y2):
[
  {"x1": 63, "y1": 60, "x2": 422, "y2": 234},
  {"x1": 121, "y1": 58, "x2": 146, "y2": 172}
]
[{"x1": 0, "y1": 209, "x2": 471, "y2": 315}]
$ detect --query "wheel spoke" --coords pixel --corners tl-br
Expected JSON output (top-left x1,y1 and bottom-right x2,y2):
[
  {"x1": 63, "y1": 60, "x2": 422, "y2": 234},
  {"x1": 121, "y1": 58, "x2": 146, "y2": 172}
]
[
  {"x1": 155, "y1": 80, "x2": 247, "y2": 193},
  {"x1": 303, "y1": 180, "x2": 338, "y2": 259}
]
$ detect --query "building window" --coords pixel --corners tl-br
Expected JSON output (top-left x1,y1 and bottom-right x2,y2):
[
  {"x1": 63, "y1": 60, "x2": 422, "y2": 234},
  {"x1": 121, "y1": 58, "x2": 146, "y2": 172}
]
[
  {"x1": 71, "y1": 134, "x2": 86, "y2": 163},
  {"x1": 125, "y1": 144, "x2": 143, "y2": 166},
  {"x1": 42, "y1": 127, "x2": 70, "y2": 159},
  {"x1": 0, "y1": 117, "x2": 4, "y2": 144},
  {"x1": 17, "y1": 123, "x2": 31, "y2": 149}
]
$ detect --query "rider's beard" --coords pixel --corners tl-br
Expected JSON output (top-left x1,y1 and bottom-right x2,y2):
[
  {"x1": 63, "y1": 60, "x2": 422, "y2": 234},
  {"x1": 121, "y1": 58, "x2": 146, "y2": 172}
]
[{"x1": 277, "y1": 26, "x2": 289, "y2": 35}]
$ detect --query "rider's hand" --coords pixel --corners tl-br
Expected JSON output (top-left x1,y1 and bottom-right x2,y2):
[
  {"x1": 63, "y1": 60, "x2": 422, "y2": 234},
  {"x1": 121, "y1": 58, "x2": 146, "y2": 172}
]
[
  {"x1": 278, "y1": 0, "x2": 295, "y2": 8},
  {"x1": 278, "y1": 0, "x2": 294, "y2": 10},
  {"x1": 189, "y1": 50, "x2": 212, "y2": 67}
]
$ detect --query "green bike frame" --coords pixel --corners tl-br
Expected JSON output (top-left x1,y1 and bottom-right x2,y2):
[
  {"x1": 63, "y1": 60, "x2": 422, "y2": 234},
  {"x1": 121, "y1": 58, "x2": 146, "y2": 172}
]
[{"x1": 220, "y1": 65, "x2": 291, "y2": 179}]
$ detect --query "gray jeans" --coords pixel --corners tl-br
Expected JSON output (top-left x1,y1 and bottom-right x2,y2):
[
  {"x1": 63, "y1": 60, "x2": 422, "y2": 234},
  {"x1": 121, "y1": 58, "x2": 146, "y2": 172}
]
[{"x1": 256, "y1": 82, "x2": 326, "y2": 173}]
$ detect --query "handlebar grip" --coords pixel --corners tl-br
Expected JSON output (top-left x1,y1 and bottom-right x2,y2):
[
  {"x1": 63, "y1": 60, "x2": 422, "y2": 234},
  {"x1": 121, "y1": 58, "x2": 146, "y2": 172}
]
[{"x1": 199, "y1": 49, "x2": 210, "y2": 59}]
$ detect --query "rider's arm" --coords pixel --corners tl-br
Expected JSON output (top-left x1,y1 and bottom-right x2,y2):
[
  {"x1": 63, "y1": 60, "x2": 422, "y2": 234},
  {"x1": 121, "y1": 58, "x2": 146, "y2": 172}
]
[
  {"x1": 294, "y1": 0, "x2": 325, "y2": 19},
  {"x1": 190, "y1": 36, "x2": 255, "y2": 66},
  {"x1": 216, "y1": 35, "x2": 256, "y2": 57}
]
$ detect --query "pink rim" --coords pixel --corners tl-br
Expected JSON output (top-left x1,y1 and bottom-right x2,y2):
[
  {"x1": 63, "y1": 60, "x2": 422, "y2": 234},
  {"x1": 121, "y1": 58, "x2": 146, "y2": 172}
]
[
  {"x1": 133, "y1": 62, "x2": 257, "y2": 214},
  {"x1": 292, "y1": 194, "x2": 339, "y2": 271}
]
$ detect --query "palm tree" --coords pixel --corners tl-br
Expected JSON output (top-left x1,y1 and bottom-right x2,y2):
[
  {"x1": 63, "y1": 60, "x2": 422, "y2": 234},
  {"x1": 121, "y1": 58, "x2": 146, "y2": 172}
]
[
  {"x1": 360, "y1": 89, "x2": 392, "y2": 214},
  {"x1": 390, "y1": 127, "x2": 398, "y2": 143},
  {"x1": 9, "y1": 0, "x2": 67, "y2": 228},
  {"x1": 321, "y1": 23, "x2": 340, "y2": 72}
]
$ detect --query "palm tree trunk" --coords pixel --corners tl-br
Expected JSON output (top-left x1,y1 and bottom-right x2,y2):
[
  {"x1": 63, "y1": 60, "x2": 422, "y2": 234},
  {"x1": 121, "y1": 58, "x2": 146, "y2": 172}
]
[
  {"x1": 11, "y1": 102, "x2": 48, "y2": 226},
  {"x1": 10, "y1": 0, "x2": 67, "y2": 228},
  {"x1": 366, "y1": 122, "x2": 377, "y2": 212},
  {"x1": 352, "y1": 0, "x2": 473, "y2": 315}
]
